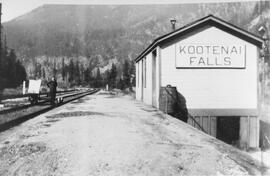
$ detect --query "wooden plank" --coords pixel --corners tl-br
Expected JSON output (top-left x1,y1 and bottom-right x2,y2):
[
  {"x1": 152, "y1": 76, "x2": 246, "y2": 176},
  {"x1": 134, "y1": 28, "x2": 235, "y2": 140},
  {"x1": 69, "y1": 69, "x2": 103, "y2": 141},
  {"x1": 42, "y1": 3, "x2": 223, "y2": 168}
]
[
  {"x1": 208, "y1": 116, "x2": 211, "y2": 135},
  {"x1": 210, "y1": 116, "x2": 217, "y2": 137},
  {"x1": 240, "y1": 116, "x2": 248, "y2": 149},
  {"x1": 249, "y1": 116, "x2": 259, "y2": 148},
  {"x1": 202, "y1": 116, "x2": 209, "y2": 134},
  {"x1": 195, "y1": 116, "x2": 200, "y2": 130}
]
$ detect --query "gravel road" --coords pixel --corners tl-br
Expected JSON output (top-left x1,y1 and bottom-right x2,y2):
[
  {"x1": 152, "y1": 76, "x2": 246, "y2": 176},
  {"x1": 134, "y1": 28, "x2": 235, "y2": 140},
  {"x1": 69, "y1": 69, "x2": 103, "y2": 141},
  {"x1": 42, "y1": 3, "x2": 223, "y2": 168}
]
[{"x1": 0, "y1": 91, "x2": 264, "y2": 176}]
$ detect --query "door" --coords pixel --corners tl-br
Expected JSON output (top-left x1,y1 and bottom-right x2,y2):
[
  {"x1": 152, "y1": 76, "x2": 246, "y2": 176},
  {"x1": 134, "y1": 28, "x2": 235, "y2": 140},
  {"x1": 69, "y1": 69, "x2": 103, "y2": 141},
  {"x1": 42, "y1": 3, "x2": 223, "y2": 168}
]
[
  {"x1": 152, "y1": 51, "x2": 157, "y2": 107},
  {"x1": 141, "y1": 59, "x2": 144, "y2": 101}
]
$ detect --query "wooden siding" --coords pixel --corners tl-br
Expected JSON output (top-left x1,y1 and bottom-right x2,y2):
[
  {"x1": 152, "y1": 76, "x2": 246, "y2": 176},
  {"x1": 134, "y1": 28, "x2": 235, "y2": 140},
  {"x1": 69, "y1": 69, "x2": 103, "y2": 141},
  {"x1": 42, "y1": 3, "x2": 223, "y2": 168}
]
[{"x1": 160, "y1": 27, "x2": 258, "y2": 110}]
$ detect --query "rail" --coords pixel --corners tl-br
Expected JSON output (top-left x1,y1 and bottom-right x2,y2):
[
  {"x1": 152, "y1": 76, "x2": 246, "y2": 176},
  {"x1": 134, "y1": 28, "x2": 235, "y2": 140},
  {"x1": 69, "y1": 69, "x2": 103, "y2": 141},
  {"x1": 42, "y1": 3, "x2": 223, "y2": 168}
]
[
  {"x1": 0, "y1": 89, "x2": 97, "y2": 115},
  {"x1": 0, "y1": 89, "x2": 100, "y2": 132},
  {"x1": 163, "y1": 87, "x2": 207, "y2": 133},
  {"x1": 0, "y1": 89, "x2": 76, "y2": 101}
]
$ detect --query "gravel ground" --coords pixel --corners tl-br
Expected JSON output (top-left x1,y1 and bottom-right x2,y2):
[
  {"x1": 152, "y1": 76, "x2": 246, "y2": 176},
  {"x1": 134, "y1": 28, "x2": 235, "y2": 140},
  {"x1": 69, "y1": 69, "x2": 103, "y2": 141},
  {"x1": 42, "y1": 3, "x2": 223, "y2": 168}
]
[{"x1": 0, "y1": 91, "x2": 265, "y2": 176}]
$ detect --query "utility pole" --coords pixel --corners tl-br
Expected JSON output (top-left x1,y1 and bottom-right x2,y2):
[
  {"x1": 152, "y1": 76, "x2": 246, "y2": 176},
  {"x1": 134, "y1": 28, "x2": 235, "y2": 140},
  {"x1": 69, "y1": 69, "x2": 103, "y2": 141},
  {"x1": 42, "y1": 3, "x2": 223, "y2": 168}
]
[
  {"x1": 258, "y1": 0, "x2": 269, "y2": 111},
  {"x1": 0, "y1": 2, "x2": 2, "y2": 104},
  {"x1": 258, "y1": 0, "x2": 269, "y2": 161},
  {"x1": 259, "y1": 26, "x2": 269, "y2": 167},
  {"x1": 258, "y1": 26, "x2": 267, "y2": 108},
  {"x1": 0, "y1": 2, "x2": 2, "y2": 58}
]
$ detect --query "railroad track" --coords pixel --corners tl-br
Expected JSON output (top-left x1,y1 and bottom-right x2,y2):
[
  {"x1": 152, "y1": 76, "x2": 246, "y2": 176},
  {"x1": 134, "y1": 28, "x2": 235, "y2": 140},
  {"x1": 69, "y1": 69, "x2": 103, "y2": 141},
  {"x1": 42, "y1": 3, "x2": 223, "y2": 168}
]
[
  {"x1": 0, "y1": 90, "x2": 93, "y2": 115},
  {"x1": 0, "y1": 90, "x2": 78, "y2": 112},
  {"x1": 0, "y1": 89, "x2": 99, "y2": 132},
  {"x1": 0, "y1": 89, "x2": 76, "y2": 101}
]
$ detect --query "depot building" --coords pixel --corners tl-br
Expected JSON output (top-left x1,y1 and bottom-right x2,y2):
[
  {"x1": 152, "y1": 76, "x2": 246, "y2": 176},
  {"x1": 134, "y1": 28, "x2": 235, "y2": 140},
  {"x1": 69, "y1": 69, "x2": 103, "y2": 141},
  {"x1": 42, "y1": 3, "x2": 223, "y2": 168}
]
[{"x1": 135, "y1": 15, "x2": 263, "y2": 148}]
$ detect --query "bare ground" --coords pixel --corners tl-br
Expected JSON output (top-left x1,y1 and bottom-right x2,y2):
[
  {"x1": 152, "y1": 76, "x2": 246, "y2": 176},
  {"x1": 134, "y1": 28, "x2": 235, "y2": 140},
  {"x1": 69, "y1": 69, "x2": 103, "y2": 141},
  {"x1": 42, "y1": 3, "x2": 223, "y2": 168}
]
[{"x1": 0, "y1": 91, "x2": 265, "y2": 176}]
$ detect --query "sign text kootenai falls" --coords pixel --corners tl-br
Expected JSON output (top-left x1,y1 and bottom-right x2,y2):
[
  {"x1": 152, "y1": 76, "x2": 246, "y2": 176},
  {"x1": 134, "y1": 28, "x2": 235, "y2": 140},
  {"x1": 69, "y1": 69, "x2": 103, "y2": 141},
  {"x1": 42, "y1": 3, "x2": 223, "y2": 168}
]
[{"x1": 175, "y1": 44, "x2": 246, "y2": 68}]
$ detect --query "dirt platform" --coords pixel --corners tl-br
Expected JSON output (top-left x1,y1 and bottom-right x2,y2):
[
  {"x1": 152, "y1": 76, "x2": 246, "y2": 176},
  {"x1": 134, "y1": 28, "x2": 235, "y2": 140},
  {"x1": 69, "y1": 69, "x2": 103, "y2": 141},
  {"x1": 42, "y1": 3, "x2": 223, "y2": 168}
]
[{"x1": 0, "y1": 91, "x2": 266, "y2": 176}]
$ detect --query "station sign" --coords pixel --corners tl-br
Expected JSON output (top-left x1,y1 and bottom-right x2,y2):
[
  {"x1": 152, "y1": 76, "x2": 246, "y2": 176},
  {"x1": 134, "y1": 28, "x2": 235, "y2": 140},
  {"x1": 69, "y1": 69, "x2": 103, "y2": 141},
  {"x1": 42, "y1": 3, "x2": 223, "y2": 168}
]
[{"x1": 175, "y1": 43, "x2": 246, "y2": 68}]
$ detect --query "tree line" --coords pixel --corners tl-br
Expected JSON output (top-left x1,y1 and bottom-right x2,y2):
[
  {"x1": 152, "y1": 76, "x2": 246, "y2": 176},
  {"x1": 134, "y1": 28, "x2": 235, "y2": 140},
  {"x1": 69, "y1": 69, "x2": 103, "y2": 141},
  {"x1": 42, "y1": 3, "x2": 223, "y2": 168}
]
[
  {"x1": 64, "y1": 59, "x2": 135, "y2": 90},
  {"x1": 33, "y1": 58, "x2": 135, "y2": 90},
  {"x1": 0, "y1": 38, "x2": 27, "y2": 93}
]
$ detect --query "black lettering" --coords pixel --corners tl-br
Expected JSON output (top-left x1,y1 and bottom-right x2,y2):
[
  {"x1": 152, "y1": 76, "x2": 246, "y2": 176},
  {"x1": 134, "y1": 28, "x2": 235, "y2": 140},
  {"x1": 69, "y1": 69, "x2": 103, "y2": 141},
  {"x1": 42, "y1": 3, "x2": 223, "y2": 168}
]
[
  {"x1": 230, "y1": 46, "x2": 238, "y2": 54},
  {"x1": 198, "y1": 57, "x2": 205, "y2": 65},
  {"x1": 215, "y1": 57, "x2": 222, "y2": 65},
  {"x1": 239, "y1": 46, "x2": 241, "y2": 54},
  {"x1": 207, "y1": 57, "x2": 214, "y2": 65},
  {"x1": 196, "y1": 46, "x2": 203, "y2": 54},
  {"x1": 213, "y1": 46, "x2": 219, "y2": 54},
  {"x1": 189, "y1": 57, "x2": 196, "y2": 65},
  {"x1": 224, "y1": 57, "x2": 231, "y2": 65},
  {"x1": 205, "y1": 46, "x2": 211, "y2": 54},
  {"x1": 188, "y1": 46, "x2": 195, "y2": 54},
  {"x1": 179, "y1": 46, "x2": 186, "y2": 54},
  {"x1": 221, "y1": 46, "x2": 229, "y2": 54}
]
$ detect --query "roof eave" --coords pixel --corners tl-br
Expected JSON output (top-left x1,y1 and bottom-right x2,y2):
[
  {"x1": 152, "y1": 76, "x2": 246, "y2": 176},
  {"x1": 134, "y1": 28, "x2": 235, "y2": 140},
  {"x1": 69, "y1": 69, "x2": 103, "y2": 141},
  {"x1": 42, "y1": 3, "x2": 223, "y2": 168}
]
[{"x1": 135, "y1": 15, "x2": 264, "y2": 63}]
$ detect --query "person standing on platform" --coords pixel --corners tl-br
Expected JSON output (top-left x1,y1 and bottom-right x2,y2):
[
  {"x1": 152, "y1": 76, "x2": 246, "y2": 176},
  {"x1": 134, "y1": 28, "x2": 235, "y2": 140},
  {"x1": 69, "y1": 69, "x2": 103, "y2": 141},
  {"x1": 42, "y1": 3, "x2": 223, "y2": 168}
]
[{"x1": 47, "y1": 77, "x2": 57, "y2": 105}]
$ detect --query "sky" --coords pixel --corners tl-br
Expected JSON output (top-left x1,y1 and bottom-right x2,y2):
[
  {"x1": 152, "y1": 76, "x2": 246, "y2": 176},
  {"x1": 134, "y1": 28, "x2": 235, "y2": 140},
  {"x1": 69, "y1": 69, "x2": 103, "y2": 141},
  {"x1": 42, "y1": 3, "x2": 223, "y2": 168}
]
[{"x1": 1, "y1": 0, "x2": 259, "y2": 22}]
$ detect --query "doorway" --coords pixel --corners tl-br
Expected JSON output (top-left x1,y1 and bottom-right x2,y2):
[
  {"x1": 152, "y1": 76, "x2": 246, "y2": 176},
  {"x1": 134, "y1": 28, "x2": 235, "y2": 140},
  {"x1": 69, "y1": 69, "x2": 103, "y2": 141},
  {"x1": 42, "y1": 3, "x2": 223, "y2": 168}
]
[
  {"x1": 141, "y1": 60, "x2": 143, "y2": 101},
  {"x1": 216, "y1": 116, "x2": 240, "y2": 145},
  {"x1": 152, "y1": 50, "x2": 157, "y2": 107}
]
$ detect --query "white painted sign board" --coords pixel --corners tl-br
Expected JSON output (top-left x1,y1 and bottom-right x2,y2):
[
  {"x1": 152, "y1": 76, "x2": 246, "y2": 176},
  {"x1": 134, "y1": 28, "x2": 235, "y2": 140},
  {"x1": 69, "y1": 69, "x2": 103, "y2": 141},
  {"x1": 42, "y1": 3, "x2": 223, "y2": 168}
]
[
  {"x1": 175, "y1": 43, "x2": 246, "y2": 68},
  {"x1": 28, "y1": 80, "x2": 41, "y2": 94}
]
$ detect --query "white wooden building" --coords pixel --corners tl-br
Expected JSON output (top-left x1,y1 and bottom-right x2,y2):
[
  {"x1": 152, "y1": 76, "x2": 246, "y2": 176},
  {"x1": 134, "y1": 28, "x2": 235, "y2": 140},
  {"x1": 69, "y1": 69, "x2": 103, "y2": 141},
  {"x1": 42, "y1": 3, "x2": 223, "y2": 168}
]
[{"x1": 135, "y1": 15, "x2": 264, "y2": 148}]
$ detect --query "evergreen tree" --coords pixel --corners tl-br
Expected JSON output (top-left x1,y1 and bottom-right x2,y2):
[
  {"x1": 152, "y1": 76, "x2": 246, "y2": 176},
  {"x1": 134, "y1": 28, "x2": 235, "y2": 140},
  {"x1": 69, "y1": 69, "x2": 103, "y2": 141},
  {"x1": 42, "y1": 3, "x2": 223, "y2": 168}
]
[
  {"x1": 0, "y1": 36, "x2": 26, "y2": 101},
  {"x1": 94, "y1": 68, "x2": 102, "y2": 88},
  {"x1": 0, "y1": 49, "x2": 26, "y2": 88},
  {"x1": 84, "y1": 62, "x2": 94, "y2": 87},
  {"x1": 84, "y1": 68, "x2": 89, "y2": 83},
  {"x1": 79, "y1": 64, "x2": 84, "y2": 85},
  {"x1": 117, "y1": 78, "x2": 124, "y2": 90},
  {"x1": 14, "y1": 59, "x2": 27, "y2": 87},
  {"x1": 123, "y1": 60, "x2": 131, "y2": 89},
  {"x1": 75, "y1": 60, "x2": 80, "y2": 85},
  {"x1": 42, "y1": 68, "x2": 46, "y2": 79},
  {"x1": 53, "y1": 59, "x2": 57, "y2": 78},
  {"x1": 88, "y1": 69, "x2": 93, "y2": 87},
  {"x1": 104, "y1": 70, "x2": 110, "y2": 87},
  {"x1": 109, "y1": 63, "x2": 117, "y2": 88},
  {"x1": 34, "y1": 63, "x2": 42, "y2": 79},
  {"x1": 129, "y1": 60, "x2": 135, "y2": 87},
  {"x1": 61, "y1": 58, "x2": 66, "y2": 81},
  {"x1": 38, "y1": 64, "x2": 42, "y2": 78},
  {"x1": 68, "y1": 59, "x2": 75, "y2": 84}
]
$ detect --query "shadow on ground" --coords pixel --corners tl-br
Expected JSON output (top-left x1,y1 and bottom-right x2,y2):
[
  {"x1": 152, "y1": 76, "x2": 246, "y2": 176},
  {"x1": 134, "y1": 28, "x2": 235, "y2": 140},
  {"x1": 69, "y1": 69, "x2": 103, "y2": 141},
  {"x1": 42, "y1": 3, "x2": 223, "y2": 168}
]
[
  {"x1": 141, "y1": 108, "x2": 158, "y2": 112},
  {"x1": 46, "y1": 111, "x2": 106, "y2": 119},
  {"x1": 70, "y1": 98, "x2": 87, "y2": 104}
]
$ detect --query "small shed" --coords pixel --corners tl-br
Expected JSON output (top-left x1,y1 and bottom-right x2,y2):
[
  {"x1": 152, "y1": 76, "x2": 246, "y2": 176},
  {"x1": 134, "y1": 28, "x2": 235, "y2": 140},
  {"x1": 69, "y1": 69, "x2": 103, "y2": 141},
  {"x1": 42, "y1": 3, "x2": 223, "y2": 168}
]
[{"x1": 135, "y1": 15, "x2": 264, "y2": 148}]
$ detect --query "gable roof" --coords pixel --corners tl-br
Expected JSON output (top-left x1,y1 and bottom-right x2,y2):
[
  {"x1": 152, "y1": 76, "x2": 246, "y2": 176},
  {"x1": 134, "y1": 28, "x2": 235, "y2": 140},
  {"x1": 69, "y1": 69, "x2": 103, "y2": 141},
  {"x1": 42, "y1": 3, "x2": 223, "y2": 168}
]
[{"x1": 135, "y1": 14, "x2": 264, "y2": 63}]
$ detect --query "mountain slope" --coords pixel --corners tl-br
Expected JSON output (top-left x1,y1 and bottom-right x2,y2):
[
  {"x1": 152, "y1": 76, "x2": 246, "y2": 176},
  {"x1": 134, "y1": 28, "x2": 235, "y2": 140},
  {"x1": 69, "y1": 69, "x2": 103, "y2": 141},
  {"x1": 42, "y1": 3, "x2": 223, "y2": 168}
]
[{"x1": 2, "y1": 2, "x2": 267, "y2": 79}]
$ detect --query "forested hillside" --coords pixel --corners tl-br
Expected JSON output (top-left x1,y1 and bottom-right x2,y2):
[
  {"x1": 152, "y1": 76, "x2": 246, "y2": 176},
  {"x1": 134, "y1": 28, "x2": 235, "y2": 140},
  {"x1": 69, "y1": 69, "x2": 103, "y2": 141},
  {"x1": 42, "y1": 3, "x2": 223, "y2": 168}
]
[{"x1": 2, "y1": 1, "x2": 270, "y2": 88}]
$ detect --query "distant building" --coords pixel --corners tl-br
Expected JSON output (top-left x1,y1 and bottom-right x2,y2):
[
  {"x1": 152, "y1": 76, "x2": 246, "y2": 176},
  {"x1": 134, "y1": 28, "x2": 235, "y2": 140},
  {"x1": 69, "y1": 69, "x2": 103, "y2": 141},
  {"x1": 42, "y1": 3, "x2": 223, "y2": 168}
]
[{"x1": 135, "y1": 15, "x2": 263, "y2": 149}]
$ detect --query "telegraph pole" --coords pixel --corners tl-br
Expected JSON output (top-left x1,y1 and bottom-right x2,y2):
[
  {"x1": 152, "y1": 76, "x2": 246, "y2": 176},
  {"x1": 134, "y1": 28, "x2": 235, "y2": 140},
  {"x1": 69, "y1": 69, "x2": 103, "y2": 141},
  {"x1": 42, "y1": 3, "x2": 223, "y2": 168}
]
[
  {"x1": 0, "y1": 3, "x2": 2, "y2": 56},
  {"x1": 0, "y1": 2, "x2": 2, "y2": 104}
]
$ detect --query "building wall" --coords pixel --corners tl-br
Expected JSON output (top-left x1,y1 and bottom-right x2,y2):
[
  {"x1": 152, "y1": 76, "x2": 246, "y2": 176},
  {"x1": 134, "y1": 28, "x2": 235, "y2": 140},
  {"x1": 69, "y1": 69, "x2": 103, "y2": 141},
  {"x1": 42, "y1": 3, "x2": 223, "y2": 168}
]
[
  {"x1": 136, "y1": 55, "x2": 153, "y2": 105},
  {"x1": 135, "y1": 62, "x2": 140, "y2": 100},
  {"x1": 136, "y1": 49, "x2": 161, "y2": 107},
  {"x1": 143, "y1": 54, "x2": 153, "y2": 105},
  {"x1": 136, "y1": 60, "x2": 142, "y2": 101},
  {"x1": 160, "y1": 27, "x2": 258, "y2": 111}
]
